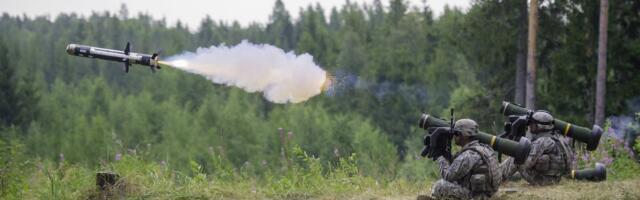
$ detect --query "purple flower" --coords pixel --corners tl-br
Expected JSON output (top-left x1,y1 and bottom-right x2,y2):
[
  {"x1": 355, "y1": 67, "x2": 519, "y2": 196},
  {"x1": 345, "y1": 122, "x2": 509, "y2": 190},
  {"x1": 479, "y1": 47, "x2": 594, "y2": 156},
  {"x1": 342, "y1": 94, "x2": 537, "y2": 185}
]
[
  {"x1": 624, "y1": 145, "x2": 636, "y2": 158},
  {"x1": 115, "y1": 153, "x2": 122, "y2": 161},
  {"x1": 582, "y1": 153, "x2": 590, "y2": 162},
  {"x1": 600, "y1": 154, "x2": 614, "y2": 166}
]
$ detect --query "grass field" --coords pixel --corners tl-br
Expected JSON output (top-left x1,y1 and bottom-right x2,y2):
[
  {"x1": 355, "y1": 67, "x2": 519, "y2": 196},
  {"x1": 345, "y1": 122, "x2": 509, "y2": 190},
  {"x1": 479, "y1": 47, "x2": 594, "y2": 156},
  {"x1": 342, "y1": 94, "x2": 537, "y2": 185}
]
[
  {"x1": 15, "y1": 157, "x2": 640, "y2": 200},
  {"x1": 3, "y1": 138, "x2": 639, "y2": 199},
  {"x1": 494, "y1": 179, "x2": 640, "y2": 200}
]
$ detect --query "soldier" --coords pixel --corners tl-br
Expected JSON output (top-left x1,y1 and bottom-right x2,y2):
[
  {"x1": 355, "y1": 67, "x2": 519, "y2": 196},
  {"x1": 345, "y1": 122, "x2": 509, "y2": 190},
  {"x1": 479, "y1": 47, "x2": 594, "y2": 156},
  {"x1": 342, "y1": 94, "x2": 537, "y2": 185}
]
[
  {"x1": 431, "y1": 119, "x2": 501, "y2": 199},
  {"x1": 500, "y1": 111, "x2": 576, "y2": 185}
]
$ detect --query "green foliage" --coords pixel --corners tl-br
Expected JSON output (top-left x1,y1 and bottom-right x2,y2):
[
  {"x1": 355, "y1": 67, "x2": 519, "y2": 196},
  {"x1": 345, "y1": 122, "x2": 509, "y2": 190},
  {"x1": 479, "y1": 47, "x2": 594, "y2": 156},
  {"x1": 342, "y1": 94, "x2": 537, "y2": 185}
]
[
  {"x1": 397, "y1": 128, "x2": 439, "y2": 183},
  {"x1": 575, "y1": 121, "x2": 640, "y2": 181},
  {"x1": 634, "y1": 113, "x2": 640, "y2": 154},
  {"x1": 0, "y1": 143, "x2": 423, "y2": 199},
  {"x1": 22, "y1": 161, "x2": 93, "y2": 200},
  {"x1": 1, "y1": 1, "x2": 640, "y2": 196},
  {"x1": 0, "y1": 38, "x2": 40, "y2": 128},
  {"x1": 636, "y1": 138, "x2": 640, "y2": 154},
  {"x1": 0, "y1": 136, "x2": 29, "y2": 199},
  {"x1": 607, "y1": 155, "x2": 640, "y2": 180}
]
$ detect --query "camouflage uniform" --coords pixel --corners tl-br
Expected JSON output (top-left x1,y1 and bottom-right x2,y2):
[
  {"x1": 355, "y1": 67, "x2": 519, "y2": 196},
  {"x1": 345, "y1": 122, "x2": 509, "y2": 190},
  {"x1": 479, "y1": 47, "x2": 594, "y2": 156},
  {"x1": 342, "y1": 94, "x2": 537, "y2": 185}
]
[
  {"x1": 431, "y1": 119, "x2": 501, "y2": 200},
  {"x1": 500, "y1": 112, "x2": 576, "y2": 185}
]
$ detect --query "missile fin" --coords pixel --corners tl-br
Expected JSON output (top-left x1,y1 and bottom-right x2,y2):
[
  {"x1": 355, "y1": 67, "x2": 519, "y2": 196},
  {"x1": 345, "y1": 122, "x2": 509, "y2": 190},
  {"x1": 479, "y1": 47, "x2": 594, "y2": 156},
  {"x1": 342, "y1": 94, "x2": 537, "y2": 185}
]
[
  {"x1": 124, "y1": 42, "x2": 131, "y2": 55},
  {"x1": 124, "y1": 62, "x2": 130, "y2": 73},
  {"x1": 152, "y1": 50, "x2": 162, "y2": 69}
]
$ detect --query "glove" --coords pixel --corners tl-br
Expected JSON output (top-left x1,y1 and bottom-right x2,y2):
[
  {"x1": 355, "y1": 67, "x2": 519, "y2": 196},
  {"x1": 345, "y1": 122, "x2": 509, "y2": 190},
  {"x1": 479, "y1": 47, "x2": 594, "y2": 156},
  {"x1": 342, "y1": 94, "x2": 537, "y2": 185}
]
[
  {"x1": 510, "y1": 116, "x2": 529, "y2": 140},
  {"x1": 500, "y1": 122, "x2": 512, "y2": 138},
  {"x1": 420, "y1": 134, "x2": 431, "y2": 157},
  {"x1": 442, "y1": 148, "x2": 453, "y2": 162}
]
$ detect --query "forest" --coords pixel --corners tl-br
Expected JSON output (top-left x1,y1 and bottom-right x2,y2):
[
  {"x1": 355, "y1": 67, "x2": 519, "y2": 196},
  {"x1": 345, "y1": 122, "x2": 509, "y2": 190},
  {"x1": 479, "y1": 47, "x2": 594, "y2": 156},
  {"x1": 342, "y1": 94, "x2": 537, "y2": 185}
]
[{"x1": 1, "y1": 0, "x2": 640, "y2": 199}]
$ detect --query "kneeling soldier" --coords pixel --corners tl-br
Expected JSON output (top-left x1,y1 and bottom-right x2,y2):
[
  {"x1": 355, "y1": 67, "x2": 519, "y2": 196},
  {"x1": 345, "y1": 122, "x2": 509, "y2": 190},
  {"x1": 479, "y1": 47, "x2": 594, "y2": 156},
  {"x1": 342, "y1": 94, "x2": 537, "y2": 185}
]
[
  {"x1": 432, "y1": 119, "x2": 501, "y2": 199},
  {"x1": 500, "y1": 111, "x2": 576, "y2": 185}
]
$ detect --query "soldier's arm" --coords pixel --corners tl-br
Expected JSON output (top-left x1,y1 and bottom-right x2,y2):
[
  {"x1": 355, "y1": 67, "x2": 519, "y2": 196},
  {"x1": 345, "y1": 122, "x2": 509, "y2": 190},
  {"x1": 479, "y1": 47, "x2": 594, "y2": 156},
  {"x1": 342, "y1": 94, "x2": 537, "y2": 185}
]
[
  {"x1": 519, "y1": 137, "x2": 555, "y2": 170},
  {"x1": 500, "y1": 157, "x2": 517, "y2": 180},
  {"x1": 437, "y1": 156, "x2": 450, "y2": 178},
  {"x1": 440, "y1": 151, "x2": 481, "y2": 182}
]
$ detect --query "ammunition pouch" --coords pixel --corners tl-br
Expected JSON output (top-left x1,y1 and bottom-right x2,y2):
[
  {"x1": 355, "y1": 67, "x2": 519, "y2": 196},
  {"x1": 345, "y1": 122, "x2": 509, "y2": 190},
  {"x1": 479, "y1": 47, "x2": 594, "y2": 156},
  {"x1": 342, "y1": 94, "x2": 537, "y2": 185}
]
[
  {"x1": 534, "y1": 136, "x2": 571, "y2": 176},
  {"x1": 460, "y1": 144, "x2": 500, "y2": 194},
  {"x1": 470, "y1": 174, "x2": 489, "y2": 193},
  {"x1": 535, "y1": 155, "x2": 550, "y2": 172}
]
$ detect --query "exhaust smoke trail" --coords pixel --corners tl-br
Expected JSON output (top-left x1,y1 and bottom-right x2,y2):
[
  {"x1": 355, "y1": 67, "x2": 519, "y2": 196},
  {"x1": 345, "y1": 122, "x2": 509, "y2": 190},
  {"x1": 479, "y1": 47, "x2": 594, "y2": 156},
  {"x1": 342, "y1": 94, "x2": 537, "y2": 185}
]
[{"x1": 161, "y1": 40, "x2": 332, "y2": 104}]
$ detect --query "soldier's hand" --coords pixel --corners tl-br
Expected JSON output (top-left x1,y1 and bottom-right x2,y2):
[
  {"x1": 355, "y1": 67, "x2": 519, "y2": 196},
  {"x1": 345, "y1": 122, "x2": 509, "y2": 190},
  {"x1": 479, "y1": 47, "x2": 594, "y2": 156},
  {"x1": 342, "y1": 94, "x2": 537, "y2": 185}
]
[
  {"x1": 420, "y1": 134, "x2": 432, "y2": 158},
  {"x1": 436, "y1": 155, "x2": 451, "y2": 163},
  {"x1": 443, "y1": 151, "x2": 453, "y2": 162},
  {"x1": 420, "y1": 146, "x2": 430, "y2": 157},
  {"x1": 510, "y1": 116, "x2": 529, "y2": 140}
]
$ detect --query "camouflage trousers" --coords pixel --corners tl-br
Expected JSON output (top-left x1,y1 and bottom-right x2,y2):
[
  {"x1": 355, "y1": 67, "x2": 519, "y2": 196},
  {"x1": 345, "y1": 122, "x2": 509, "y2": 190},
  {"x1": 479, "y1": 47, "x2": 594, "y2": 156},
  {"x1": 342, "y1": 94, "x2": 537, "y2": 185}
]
[
  {"x1": 431, "y1": 179, "x2": 472, "y2": 200},
  {"x1": 500, "y1": 157, "x2": 561, "y2": 186},
  {"x1": 500, "y1": 157, "x2": 518, "y2": 181}
]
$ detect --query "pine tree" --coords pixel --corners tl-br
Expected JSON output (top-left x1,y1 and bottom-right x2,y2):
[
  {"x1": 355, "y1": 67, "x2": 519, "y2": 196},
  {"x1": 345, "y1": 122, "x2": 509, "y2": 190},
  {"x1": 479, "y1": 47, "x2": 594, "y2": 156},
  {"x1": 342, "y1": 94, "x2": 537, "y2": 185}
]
[{"x1": 0, "y1": 39, "x2": 39, "y2": 128}]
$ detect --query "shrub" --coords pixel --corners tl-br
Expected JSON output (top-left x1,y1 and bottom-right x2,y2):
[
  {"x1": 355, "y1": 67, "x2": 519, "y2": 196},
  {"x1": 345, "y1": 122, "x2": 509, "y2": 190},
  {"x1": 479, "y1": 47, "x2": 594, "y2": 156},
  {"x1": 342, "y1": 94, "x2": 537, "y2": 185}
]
[
  {"x1": 575, "y1": 120, "x2": 640, "y2": 180},
  {"x1": 0, "y1": 139, "x2": 28, "y2": 199}
]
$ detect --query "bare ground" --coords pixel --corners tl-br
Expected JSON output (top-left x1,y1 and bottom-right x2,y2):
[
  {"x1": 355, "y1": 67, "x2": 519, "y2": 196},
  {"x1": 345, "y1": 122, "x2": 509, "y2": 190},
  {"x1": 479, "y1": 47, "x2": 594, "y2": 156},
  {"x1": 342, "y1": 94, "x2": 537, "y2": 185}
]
[{"x1": 343, "y1": 179, "x2": 640, "y2": 200}]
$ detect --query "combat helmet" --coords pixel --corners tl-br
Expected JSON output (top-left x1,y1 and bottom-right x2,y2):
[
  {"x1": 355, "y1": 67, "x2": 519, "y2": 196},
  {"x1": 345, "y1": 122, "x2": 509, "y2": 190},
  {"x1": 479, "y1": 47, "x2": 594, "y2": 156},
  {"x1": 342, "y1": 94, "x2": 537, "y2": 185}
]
[
  {"x1": 454, "y1": 119, "x2": 479, "y2": 137},
  {"x1": 531, "y1": 111, "x2": 554, "y2": 132}
]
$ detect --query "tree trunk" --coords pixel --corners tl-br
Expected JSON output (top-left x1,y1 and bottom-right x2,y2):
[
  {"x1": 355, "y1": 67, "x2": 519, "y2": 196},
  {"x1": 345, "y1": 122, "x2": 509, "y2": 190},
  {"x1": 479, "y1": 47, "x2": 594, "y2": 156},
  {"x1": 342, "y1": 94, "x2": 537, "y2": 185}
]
[
  {"x1": 595, "y1": 0, "x2": 609, "y2": 127},
  {"x1": 515, "y1": 0, "x2": 528, "y2": 105},
  {"x1": 526, "y1": 0, "x2": 539, "y2": 110}
]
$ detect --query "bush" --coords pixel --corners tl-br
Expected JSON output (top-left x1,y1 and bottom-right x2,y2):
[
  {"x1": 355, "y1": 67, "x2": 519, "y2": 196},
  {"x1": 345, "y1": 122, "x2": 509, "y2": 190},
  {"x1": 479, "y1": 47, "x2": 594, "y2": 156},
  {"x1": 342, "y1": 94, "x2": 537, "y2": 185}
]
[
  {"x1": 635, "y1": 113, "x2": 640, "y2": 153},
  {"x1": 0, "y1": 134, "x2": 29, "y2": 199},
  {"x1": 635, "y1": 137, "x2": 640, "y2": 154},
  {"x1": 397, "y1": 128, "x2": 440, "y2": 183},
  {"x1": 575, "y1": 120, "x2": 640, "y2": 180}
]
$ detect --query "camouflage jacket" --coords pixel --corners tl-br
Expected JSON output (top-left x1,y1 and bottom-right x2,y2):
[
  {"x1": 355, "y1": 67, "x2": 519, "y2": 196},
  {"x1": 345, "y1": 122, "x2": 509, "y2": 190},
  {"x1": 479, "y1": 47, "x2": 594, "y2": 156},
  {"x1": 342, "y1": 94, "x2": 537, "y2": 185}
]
[
  {"x1": 519, "y1": 131, "x2": 576, "y2": 184},
  {"x1": 438, "y1": 140, "x2": 501, "y2": 195}
]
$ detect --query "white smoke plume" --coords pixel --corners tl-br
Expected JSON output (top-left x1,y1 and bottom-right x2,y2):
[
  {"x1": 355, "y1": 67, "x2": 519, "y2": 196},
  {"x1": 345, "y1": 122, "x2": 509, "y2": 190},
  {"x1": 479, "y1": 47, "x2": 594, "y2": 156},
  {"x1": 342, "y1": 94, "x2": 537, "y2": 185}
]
[{"x1": 162, "y1": 41, "x2": 330, "y2": 104}]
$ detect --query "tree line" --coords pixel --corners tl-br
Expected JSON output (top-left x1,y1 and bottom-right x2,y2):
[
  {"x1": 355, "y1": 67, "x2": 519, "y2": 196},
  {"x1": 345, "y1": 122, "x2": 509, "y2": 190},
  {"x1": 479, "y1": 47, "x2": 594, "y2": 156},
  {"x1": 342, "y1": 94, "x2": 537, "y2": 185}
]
[{"x1": 0, "y1": 0, "x2": 639, "y2": 175}]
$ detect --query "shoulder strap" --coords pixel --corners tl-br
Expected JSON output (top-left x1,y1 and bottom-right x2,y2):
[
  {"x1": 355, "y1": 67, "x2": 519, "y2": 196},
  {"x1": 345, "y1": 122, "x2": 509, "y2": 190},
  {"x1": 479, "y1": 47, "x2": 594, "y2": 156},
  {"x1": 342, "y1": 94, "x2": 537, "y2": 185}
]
[{"x1": 549, "y1": 136, "x2": 573, "y2": 172}]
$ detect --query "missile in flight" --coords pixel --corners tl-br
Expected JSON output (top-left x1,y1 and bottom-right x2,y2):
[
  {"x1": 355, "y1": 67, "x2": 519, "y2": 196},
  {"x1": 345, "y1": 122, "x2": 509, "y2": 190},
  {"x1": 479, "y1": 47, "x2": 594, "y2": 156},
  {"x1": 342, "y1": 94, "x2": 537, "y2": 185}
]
[{"x1": 66, "y1": 42, "x2": 161, "y2": 73}]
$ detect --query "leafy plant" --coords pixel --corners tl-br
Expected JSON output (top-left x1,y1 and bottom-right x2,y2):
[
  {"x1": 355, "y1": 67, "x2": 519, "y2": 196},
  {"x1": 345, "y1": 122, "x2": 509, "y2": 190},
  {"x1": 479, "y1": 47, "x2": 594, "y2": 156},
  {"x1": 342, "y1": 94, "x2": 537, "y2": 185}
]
[
  {"x1": 0, "y1": 138, "x2": 29, "y2": 199},
  {"x1": 575, "y1": 120, "x2": 640, "y2": 180}
]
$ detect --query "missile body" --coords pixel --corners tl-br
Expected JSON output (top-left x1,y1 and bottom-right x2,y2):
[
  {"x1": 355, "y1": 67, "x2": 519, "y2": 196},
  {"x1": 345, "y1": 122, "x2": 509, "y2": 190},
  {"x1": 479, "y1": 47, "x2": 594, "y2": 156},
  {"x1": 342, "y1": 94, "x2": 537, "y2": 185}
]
[{"x1": 66, "y1": 43, "x2": 161, "y2": 73}]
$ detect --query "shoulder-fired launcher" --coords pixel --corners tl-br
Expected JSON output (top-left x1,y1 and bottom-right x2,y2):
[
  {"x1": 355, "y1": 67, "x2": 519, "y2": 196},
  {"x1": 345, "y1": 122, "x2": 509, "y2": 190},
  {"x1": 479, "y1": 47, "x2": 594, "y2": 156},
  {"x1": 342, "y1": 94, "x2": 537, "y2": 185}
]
[
  {"x1": 419, "y1": 114, "x2": 531, "y2": 165},
  {"x1": 500, "y1": 102, "x2": 603, "y2": 151}
]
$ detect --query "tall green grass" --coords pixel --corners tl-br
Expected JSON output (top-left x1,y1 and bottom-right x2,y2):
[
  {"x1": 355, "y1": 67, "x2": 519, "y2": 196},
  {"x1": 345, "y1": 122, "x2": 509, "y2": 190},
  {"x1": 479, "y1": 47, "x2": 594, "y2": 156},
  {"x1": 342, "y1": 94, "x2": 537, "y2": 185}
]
[{"x1": 1, "y1": 141, "x2": 430, "y2": 199}]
